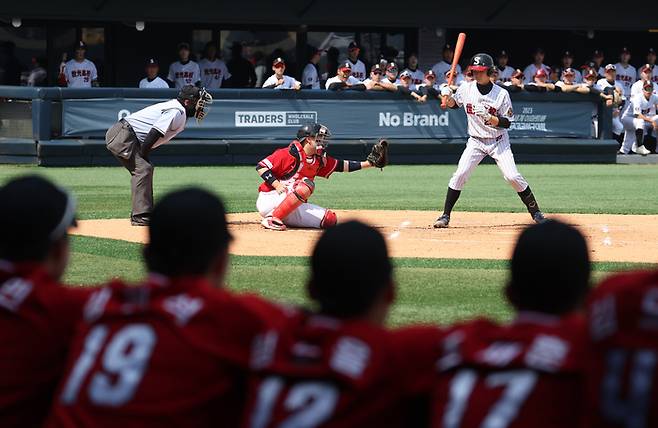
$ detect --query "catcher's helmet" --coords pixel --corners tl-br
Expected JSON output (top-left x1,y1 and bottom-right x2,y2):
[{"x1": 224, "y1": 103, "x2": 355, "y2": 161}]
[
  {"x1": 297, "y1": 123, "x2": 331, "y2": 155},
  {"x1": 470, "y1": 53, "x2": 494, "y2": 74}
]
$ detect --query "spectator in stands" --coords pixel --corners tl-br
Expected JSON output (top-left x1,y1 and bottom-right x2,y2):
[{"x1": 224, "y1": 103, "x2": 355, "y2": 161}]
[
  {"x1": 345, "y1": 41, "x2": 367, "y2": 81},
  {"x1": 615, "y1": 47, "x2": 636, "y2": 98},
  {"x1": 561, "y1": 51, "x2": 582, "y2": 82},
  {"x1": 167, "y1": 42, "x2": 200, "y2": 89},
  {"x1": 325, "y1": 61, "x2": 367, "y2": 90},
  {"x1": 0, "y1": 176, "x2": 92, "y2": 427},
  {"x1": 324, "y1": 47, "x2": 340, "y2": 81},
  {"x1": 226, "y1": 42, "x2": 256, "y2": 88},
  {"x1": 432, "y1": 44, "x2": 461, "y2": 85},
  {"x1": 397, "y1": 70, "x2": 426, "y2": 102},
  {"x1": 381, "y1": 62, "x2": 399, "y2": 86},
  {"x1": 416, "y1": 70, "x2": 439, "y2": 99},
  {"x1": 199, "y1": 42, "x2": 231, "y2": 89},
  {"x1": 496, "y1": 50, "x2": 515, "y2": 82},
  {"x1": 363, "y1": 63, "x2": 395, "y2": 91},
  {"x1": 0, "y1": 41, "x2": 23, "y2": 86},
  {"x1": 26, "y1": 56, "x2": 47, "y2": 86},
  {"x1": 640, "y1": 48, "x2": 657, "y2": 82},
  {"x1": 591, "y1": 49, "x2": 605, "y2": 76},
  {"x1": 631, "y1": 64, "x2": 658, "y2": 97},
  {"x1": 139, "y1": 58, "x2": 169, "y2": 88},
  {"x1": 525, "y1": 68, "x2": 558, "y2": 92},
  {"x1": 301, "y1": 48, "x2": 322, "y2": 89},
  {"x1": 404, "y1": 52, "x2": 424, "y2": 88},
  {"x1": 60, "y1": 41, "x2": 98, "y2": 88},
  {"x1": 262, "y1": 57, "x2": 300, "y2": 90},
  {"x1": 523, "y1": 48, "x2": 550, "y2": 83}
]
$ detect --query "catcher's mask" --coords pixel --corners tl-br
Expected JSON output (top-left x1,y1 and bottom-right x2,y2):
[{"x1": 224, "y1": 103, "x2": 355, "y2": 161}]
[
  {"x1": 297, "y1": 123, "x2": 332, "y2": 156},
  {"x1": 178, "y1": 86, "x2": 213, "y2": 124}
]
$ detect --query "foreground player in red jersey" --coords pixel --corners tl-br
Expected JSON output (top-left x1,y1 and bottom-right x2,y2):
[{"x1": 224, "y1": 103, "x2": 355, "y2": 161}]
[
  {"x1": 256, "y1": 123, "x2": 388, "y2": 231},
  {"x1": 47, "y1": 188, "x2": 280, "y2": 428},
  {"x1": 431, "y1": 220, "x2": 591, "y2": 428},
  {"x1": 0, "y1": 176, "x2": 90, "y2": 428},
  {"x1": 585, "y1": 269, "x2": 658, "y2": 428}
]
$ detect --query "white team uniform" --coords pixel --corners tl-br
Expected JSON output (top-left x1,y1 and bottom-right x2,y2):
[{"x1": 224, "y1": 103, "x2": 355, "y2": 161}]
[
  {"x1": 262, "y1": 74, "x2": 300, "y2": 89},
  {"x1": 636, "y1": 65, "x2": 658, "y2": 83},
  {"x1": 325, "y1": 75, "x2": 361, "y2": 89},
  {"x1": 596, "y1": 78, "x2": 625, "y2": 135},
  {"x1": 198, "y1": 58, "x2": 231, "y2": 89},
  {"x1": 64, "y1": 59, "x2": 98, "y2": 88},
  {"x1": 448, "y1": 81, "x2": 528, "y2": 193},
  {"x1": 345, "y1": 59, "x2": 367, "y2": 81},
  {"x1": 620, "y1": 93, "x2": 658, "y2": 153},
  {"x1": 523, "y1": 63, "x2": 551, "y2": 83},
  {"x1": 167, "y1": 61, "x2": 201, "y2": 89},
  {"x1": 124, "y1": 99, "x2": 187, "y2": 149},
  {"x1": 405, "y1": 68, "x2": 425, "y2": 87},
  {"x1": 568, "y1": 69, "x2": 583, "y2": 83},
  {"x1": 497, "y1": 65, "x2": 515, "y2": 82},
  {"x1": 630, "y1": 79, "x2": 658, "y2": 98},
  {"x1": 614, "y1": 63, "x2": 637, "y2": 97},
  {"x1": 139, "y1": 76, "x2": 169, "y2": 88},
  {"x1": 432, "y1": 61, "x2": 462, "y2": 85},
  {"x1": 302, "y1": 63, "x2": 320, "y2": 89}
]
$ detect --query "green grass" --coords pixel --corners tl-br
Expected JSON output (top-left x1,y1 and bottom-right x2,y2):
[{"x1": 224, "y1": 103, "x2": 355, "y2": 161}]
[
  {"x1": 1, "y1": 164, "x2": 657, "y2": 218},
  {"x1": 67, "y1": 235, "x2": 653, "y2": 326},
  {"x1": 3, "y1": 164, "x2": 655, "y2": 325}
]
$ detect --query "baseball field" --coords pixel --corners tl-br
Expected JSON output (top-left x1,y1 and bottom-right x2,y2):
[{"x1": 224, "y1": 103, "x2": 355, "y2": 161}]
[{"x1": 2, "y1": 163, "x2": 656, "y2": 325}]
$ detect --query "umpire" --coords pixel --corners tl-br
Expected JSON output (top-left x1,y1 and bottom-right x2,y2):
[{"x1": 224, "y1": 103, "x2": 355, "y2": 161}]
[{"x1": 105, "y1": 85, "x2": 212, "y2": 225}]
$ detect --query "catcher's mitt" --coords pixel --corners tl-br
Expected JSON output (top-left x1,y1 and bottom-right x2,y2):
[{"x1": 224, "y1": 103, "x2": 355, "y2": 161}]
[{"x1": 367, "y1": 139, "x2": 389, "y2": 169}]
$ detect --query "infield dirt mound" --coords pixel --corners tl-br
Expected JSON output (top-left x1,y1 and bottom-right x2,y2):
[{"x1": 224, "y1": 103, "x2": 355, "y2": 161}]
[{"x1": 71, "y1": 210, "x2": 658, "y2": 263}]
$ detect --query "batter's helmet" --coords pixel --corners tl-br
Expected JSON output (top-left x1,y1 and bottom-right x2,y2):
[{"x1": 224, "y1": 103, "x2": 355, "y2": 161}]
[{"x1": 470, "y1": 53, "x2": 495, "y2": 74}]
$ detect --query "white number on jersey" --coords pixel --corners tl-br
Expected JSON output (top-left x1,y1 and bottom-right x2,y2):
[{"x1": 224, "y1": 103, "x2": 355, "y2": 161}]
[
  {"x1": 600, "y1": 349, "x2": 656, "y2": 428},
  {"x1": 251, "y1": 377, "x2": 339, "y2": 428},
  {"x1": 442, "y1": 369, "x2": 538, "y2": 428},
  {"x1": 61, "y1": 324, "x2": 156, "y2": 406}
]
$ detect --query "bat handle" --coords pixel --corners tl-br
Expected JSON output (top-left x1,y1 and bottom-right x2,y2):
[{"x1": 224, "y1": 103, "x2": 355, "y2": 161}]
[{"x1": 440, "y1": 95, "x2": 448, "y2": 109}]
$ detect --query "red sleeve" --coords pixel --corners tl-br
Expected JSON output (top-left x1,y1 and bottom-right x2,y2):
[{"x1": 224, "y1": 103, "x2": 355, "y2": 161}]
[
  {"x1": 258, "y1": 148, "x2": 294, "y2": 178},
  {"x1": 317, "y1": 156, "x2": 339, "y2": 178},
  {"x1": 389, "y1": 325, "x2": 446, "y2": 394}
]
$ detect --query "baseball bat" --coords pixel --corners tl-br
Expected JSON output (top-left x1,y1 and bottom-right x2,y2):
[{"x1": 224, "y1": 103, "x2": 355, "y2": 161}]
[{"x1": 440, "y1": 32, "x2": 467, "y2": 109}]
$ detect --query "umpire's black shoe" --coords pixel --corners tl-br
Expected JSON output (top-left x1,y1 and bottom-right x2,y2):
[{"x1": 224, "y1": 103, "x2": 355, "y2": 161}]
[{"x1": 130, "y1": 214, "x2": 151, "y2": 226}]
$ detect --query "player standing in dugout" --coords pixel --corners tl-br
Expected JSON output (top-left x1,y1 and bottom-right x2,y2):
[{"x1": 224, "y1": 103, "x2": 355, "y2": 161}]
[{"x1": 434, "y1": 53, "x2": 545, "y2": 228}]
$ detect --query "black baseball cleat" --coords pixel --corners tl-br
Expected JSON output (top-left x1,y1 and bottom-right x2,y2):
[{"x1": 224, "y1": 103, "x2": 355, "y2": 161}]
[
  {"x1": 433, "y1": 214, "x2": 450, "y2": 228},
  {"x1": 130, "y1": 214, "x2": 151, "y2": 226},
  {"x1": 532, "y1": 211, "x2": 546, "y2": 224}
]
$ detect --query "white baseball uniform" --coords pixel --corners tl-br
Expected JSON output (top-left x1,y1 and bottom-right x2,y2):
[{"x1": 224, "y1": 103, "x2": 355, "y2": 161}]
[
  {"x1": 432, "y1": 61, "x2": 462, "y2": 85},
  {"x1": 262, "y1": 74, "x2": 300, "y2": 89},
  {"x1": 523, "y1": 63, "x2": 550, "y2": 83},
  {"x1": 346, "y1": 59, "x2": 367, "y2": 81},
  {"x1": 630, "y1": 79, "x2": 658, "y2": 98},
  {"x1": 124, "y1": 100, "x2": 187, "y2": 149},
  {"x1": 497, "y1": 65, "x2": 515, "y2": 82},
  {"x1": 198, "y1": 58, "x2": 231, "y2": 89},
  {"x1": 448, "y1": 81, "x2": 528, "y2": 193},
  {"x1": 596, "y1": 78, "x2": 625, "y2": 135},
  {"x1": 570, "y1": 69, "x2": 583, "y2": 83},
  {"x1": 302, "y1": 63, "x2": 320, "y2": 89},
  {"x1": 64, "y1": 59, "x2": 98, "y2": 88},
  {"x1": 405, "y1": 68, "x2": 425, "y2": 87},
  {"x1": 325, "y1": 75, "x2": 361, "y2": 89},
  {"x1": 139, "y1": 76, "x2": 169, "y2": 88},
  {"x1": 614, "y1": 63, "x2": 637, "y2": 97},
  {"x1": 167, "y1": 60, "x2": 201, "y2": 89},
  {"x1": 636, "y1": 65, "x2": 658, "y2": 83},
  {"x1": 620, "y1": 93, "x2": 658, "y2": 153}
]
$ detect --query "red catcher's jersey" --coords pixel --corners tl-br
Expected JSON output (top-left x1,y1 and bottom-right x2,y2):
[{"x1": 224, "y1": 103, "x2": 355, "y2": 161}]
[
  {"x1": 242, "y1": 311, "x2": 444, "y2": 428},
  {"x1": 47, "y1": 275, "x2": 284, "y2": 428},
  {"x1": 431, "y1": 313, "x2": 588, "y2": 428},
  {"x1": 257, "y1": 140, "x2": 339, "y2": 192},
  {"x1": 584, "y1": 270, "x2": 658, "y2": 428},
  {"x1": 0, "y1": 260, "x2": 92, "y2": 428}
]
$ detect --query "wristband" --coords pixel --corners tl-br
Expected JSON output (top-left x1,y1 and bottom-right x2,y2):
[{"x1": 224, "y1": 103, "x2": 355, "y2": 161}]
[{"x1": 260, "y1": 169, "x2": 277, "y2": 186}]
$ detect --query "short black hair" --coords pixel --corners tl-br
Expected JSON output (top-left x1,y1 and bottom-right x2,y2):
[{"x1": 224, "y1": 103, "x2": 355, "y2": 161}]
[
  {"x1": 144, "y1": 188, "x2": 232, "y2": 276},
  {"x1": 0, "y1": 175, "x2": 76, "y2": 262},
  {"x1": 508, "y1": 220, "x2": 590, "y2": 315},
  {"x1": 309, "y1": 221, "x2": 392, "y2": 318}
]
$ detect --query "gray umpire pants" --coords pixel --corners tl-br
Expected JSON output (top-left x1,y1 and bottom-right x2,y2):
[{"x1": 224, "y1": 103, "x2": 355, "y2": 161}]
[{"x1": 105, "y1": 120, "x2": 154, "y2": 217}]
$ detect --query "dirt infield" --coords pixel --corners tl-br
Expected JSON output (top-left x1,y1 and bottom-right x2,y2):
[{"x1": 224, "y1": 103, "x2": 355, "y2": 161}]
[{"x1": 71, "y1": 210, "x2": 658, "y2": 263}]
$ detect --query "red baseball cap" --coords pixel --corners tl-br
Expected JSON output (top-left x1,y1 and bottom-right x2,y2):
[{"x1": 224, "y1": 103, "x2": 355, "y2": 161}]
[
  {"x1": 643, "y1": 81, "x2": 654, "y2": 92},
  {"x1": 584, "y1": 69, "x2": 597, "y2": 80},
  {"x1": 640, "y1": 63, "x2": 653, "y2": 73},
  {"x1": 534, "y1": 68, "x2": 548, "y2": 78}
]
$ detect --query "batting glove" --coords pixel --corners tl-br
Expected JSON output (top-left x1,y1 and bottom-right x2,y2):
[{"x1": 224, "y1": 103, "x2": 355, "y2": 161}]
[
  {"x1": 472, "y1": 104, "x2": 492, "y2": 121},
  {"x1": 439, "y1": 84, "x2": 453, "y2": 97}
]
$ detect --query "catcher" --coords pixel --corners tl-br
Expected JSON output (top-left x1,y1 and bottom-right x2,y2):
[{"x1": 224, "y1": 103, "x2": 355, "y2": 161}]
[{"x1": 256, "y1": 123, "x2": 388, "y2": 231}]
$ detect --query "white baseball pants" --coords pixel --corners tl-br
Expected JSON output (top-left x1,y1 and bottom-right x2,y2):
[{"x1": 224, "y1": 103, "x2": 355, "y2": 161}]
[
  {"x1": 257, "y1": 190, "x2": 327, "y2": 229},
  {"x1": 620, "y1": 115, "x2": 658, "y2": 153},
  {"x1": 448, "y1": 134, "x2": 529, "y2": 192}
]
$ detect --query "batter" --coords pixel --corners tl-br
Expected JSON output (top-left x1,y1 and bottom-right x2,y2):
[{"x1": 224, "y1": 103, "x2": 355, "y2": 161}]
[{"x1": 434, "y1": 53, "x2": 545, "y2": 228}]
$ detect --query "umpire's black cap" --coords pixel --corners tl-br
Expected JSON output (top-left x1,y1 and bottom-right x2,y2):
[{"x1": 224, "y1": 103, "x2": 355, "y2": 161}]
[
  {"x1": 309, "y1": 221, "x2": 392, "y2": 318},
  {"x1": 508, "y1": 220, "x2": 590, "y2": 315},
  {"x1": 0, "y1": 175, "x2": 77, "y2": 261},
  {"x1": 144, "y1": 188, "x2": 232, "y2": 277}
]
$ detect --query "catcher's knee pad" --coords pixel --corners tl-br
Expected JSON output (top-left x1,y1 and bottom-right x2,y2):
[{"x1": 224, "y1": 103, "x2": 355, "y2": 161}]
[
  {"x1": 272, "y1": 178, "x2": 315, "y2": 221},
  {"x1": 320, "y1": 209, "x2": 337, "y2": 229}
]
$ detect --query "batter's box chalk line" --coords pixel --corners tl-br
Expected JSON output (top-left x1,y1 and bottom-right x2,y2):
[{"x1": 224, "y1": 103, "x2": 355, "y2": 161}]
[{"x1": 388, "y1": 220, "x2": 412, "y2": 240}]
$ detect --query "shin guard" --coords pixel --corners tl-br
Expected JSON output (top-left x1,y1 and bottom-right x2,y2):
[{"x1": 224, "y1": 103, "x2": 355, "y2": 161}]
[{"x1": 272, "y1": 178, "x2": 315, "y2": 220}]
